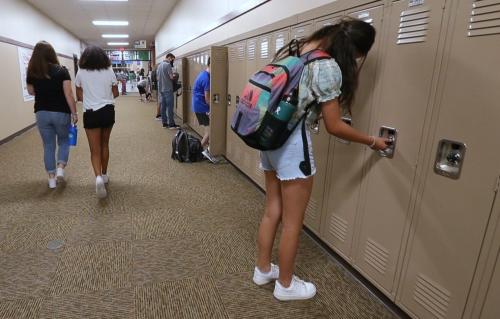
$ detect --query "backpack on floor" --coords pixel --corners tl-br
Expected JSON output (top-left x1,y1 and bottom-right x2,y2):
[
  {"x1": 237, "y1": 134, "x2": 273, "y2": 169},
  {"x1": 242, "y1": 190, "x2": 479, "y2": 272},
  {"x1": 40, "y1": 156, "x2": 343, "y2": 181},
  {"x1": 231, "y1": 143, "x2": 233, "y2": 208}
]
[
  {"x1": 230, "y1": 46, "x2": 331, "y2": 150},
  {"x1": 171, "y1": 129, "x2": 204, "y2": 163}
]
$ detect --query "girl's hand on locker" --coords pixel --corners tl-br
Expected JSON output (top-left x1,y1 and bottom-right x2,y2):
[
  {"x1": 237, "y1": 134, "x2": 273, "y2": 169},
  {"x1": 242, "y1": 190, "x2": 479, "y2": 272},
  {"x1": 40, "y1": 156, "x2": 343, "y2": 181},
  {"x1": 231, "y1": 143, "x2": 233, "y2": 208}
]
[{"x1": 370, "y1": 136, "x2": 390, "y2": 151}]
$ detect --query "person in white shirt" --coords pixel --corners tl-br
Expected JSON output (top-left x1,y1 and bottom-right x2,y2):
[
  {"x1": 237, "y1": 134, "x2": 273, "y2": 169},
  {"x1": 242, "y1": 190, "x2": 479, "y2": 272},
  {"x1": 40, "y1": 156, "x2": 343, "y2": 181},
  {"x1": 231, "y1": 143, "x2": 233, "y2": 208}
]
[{"x1": 75, "y1": 46, "x2": 119, "y2": 198}]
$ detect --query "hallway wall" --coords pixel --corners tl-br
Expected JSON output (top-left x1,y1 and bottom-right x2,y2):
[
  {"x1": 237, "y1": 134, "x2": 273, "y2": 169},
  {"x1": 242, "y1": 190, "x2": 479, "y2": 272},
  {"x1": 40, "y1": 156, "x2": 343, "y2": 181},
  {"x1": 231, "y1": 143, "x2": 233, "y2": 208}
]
[
  {"x1": 155, "y1": 0, "x2": 337, "y2": 59},
  {"x1": 0, "y1": 0, "x2": 81, "y2": 142}
]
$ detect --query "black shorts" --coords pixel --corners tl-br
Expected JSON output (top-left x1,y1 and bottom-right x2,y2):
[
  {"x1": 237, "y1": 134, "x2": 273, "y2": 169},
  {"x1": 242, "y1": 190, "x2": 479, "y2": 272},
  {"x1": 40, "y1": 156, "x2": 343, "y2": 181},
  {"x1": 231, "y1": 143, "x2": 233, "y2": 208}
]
[
  {"x1": 195, "y1": 112, "x2": 210, "y2": 126},
  {"x1": 83, "y1": 104, "x2": 115, "y2": 129},
  {"x1": 138, "y1": 85, "x2": 146, "y2": 94}
]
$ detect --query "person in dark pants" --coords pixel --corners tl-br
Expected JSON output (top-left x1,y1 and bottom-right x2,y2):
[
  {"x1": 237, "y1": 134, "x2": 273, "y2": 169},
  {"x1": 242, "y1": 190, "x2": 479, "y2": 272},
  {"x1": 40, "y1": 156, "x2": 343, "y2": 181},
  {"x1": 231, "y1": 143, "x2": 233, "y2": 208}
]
[
  {"x1": 75, "y1": 46, "x2": 119, "y2": 198},
  {"x1": 26, "y1": 41, "x2": 78, "y2": 188},
  {"x1": 157, "y1": 53, "x2": 179, "y2": 129}
]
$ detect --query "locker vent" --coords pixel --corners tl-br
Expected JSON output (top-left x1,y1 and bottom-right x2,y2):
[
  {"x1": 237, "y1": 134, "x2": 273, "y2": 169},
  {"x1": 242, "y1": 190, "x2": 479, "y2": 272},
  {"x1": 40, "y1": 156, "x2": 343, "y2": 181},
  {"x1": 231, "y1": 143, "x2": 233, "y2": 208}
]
[
  {"x1": 247, "y1": 41, "x2": 256, "y2": 60},
  {"x1": 260, "y1": 39, "x2": 269, "y2": 59},
  {"x1": 305, "y1": 198, "x2": 318, "y2": 222},
  {"x1": 364, "y1": 238, "x2": 389, "y2": 274},
  {"x1": 397, "y1": 6, "x2": 431, "y2": 44},
  {"x1": 468, "y1": 1, "x2": 500, "y2": 37},
  {"x1": 356, "y1": 12, "x2": 374, "y2": 25},
  {"x1": 293, "y1": 26, "x2": 309, "y2": 40},
  {"x1": 275, "y1": 36, "x2": 285, "y2": 52},
  {"x1": 229, "y1": 46, "x2": 237, "y2": 62},
  {"x1": 237, "y1": 44, "x2": 245, "y2": 61},
  {"x1": 329, "y1": 214, "x2": 348, "y2": 242},
  {"x1": 413, "y1": 274, "x2": 451, "y2": 319}
]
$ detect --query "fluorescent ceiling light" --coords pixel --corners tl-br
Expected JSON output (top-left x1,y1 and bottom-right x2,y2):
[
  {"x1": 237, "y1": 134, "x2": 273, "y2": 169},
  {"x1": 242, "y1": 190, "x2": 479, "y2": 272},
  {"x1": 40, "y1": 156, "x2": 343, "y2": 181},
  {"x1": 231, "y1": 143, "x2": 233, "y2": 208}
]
[
  {"x1": 93, "y1": 20, "x2": 129, "y2": 26},
  {"x1": 82, "y1": 1, "x2": 128, "y2": 2},
  {"x1": 102, "y1": 34, "x2": 129, "y2": 38},
  {"x1": 108, "y1": 42, "x2": 129, "y2": 46}
]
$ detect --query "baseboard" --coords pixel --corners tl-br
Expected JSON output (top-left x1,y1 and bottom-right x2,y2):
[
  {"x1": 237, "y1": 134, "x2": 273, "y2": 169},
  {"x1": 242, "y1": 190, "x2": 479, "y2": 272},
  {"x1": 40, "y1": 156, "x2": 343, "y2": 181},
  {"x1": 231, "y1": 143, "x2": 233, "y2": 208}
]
[{"x1": 0, "y1": 123, "x2": 36, "y2": 146}]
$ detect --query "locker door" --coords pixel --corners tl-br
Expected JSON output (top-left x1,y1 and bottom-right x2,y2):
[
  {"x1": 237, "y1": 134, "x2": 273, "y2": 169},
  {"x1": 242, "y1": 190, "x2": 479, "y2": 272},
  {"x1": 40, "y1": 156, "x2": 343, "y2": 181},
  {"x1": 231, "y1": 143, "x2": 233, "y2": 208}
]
[
  {"x1": 353, "y1": 0, "x2": 446, "y2": 297},
  {"x1": 290, "y1": 22, "x2": 325, "y2": 234},
  {"x1": 320, "y1": 7, "x2": 383, "y2": 262},
  {"x1": 272, "y1": 28, "x2": 290, "y2": 55},
  {"x1": 209, "y1": 46, "x2": 228, "y2": 156},
  {"x1": 315, "y1": 12, "x2": 344, "y2": 29},
  {"x1": 479, "y1": 253, "x2": 500, "y2": 319},
  {"x1": 174, "y1": 58, "x2": 185, "y2": 121},
  {"x1": 190, "y1": 53, "x2": 206, "y2": 136},
  {"x1": 238, "y1": 38, "x2": 259, "y2": 179},
  {"x1": 187, "y1": 55, "x2": 196, "y2": 130},
  {"x1": 398, "y1": 1, "x2": 500, "y2": 318}
]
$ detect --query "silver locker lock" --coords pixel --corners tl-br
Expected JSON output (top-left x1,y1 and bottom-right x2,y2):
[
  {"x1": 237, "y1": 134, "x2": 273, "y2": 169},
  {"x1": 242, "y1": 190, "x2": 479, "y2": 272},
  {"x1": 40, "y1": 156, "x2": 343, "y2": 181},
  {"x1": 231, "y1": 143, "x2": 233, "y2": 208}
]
[
  {"x1": 227, "y1": 94, "x2": 231, "y2": 106},
  {"x1": 213, "y1": 93, "x2": 220, "y2": 104},
  {"x1": 236, "y1": 95, "x2": 240, "y2": 104},
  {"x1": 336, "y1": 116, "x2": 352, "y2": 144},
  {"x1": 309, "y1": 120, "x2": 320, "y2": 134},
  {"x1": 434, "y1": 139, "x2": 466, "y2": 180},
  {"x1": 378, "y1": 126, "x2": 398, "y2": 158}
]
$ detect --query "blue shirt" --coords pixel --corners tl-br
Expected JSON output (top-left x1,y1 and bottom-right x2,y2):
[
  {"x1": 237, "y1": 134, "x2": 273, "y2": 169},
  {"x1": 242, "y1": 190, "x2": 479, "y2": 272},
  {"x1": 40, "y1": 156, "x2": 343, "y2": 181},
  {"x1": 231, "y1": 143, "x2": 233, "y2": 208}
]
[{"x1": 192, "y1": 70, "x2": 210, "y2": 113}]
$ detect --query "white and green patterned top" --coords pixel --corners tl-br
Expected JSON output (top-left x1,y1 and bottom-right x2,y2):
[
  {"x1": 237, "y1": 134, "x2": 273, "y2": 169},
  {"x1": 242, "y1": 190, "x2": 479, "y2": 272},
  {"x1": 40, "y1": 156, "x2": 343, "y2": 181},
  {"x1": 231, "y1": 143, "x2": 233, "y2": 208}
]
[{"x1": 290, "y1": 58, "x2": 343, "y2": 128}]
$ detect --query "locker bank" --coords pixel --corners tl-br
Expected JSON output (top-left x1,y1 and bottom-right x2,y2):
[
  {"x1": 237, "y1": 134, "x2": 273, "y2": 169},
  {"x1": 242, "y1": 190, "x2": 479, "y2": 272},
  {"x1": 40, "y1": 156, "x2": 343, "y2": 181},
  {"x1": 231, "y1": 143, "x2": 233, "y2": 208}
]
[{"x1": 0, "y1": 0, "x2": 498, "y2": 318}]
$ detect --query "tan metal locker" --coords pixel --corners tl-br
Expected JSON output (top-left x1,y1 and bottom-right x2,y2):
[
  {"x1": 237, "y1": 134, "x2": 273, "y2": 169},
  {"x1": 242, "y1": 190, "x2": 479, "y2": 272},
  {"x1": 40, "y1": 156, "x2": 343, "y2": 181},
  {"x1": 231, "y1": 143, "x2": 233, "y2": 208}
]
[
  {"x1": 315, "y1": 13, "x2": 344, "y2": 29},
  {"x1": 226, "y1": 42, "x2": 246, "y2": 166},
  {"x1": 478, "y1": 253, "x2": 500, "y2": 319},
  {"x1": 352, "y1": 0, "x2": 446, "y2": 297},
  {"x1": 186, "y1": 55, "x2": 196, "y2": 131},
  {"x1": 208, "y1": 46, "x2": 228, "y2": 156},
  {"x1": 174, "y1": 58, "x2": 187, "y2": 122},
  {"x1": 320, "y1": 6, "x2": 383, "y2": 262},
  {"x1": 188, "y1": 52, "x2": 207, "y2": 136},
  {"x1": 272, "y1": 28, "x2": 290, "y2": 54},
  {"x1": 397, "y1": 1, "x2": 500, "y2": 318}
]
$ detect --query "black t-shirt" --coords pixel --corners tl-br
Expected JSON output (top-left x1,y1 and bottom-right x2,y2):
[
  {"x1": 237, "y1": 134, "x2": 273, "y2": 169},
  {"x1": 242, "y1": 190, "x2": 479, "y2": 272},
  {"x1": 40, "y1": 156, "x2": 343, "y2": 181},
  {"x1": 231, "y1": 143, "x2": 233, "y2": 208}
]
[{"x1": 27, "y1": 64, "x2": 71, "y2": 113}]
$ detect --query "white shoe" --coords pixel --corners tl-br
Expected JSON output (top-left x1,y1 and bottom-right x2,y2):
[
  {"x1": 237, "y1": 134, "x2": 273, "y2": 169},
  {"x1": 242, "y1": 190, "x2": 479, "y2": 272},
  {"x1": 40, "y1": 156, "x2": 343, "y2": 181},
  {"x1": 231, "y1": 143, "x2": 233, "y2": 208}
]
[
  {"x1": 102, "y1": 174, "x2": 109, "y2": 184},
  {"x1": 253, "y1": 264, "x2": 279, "y2": 286},
  {"x1": 202, "y1": 149, "x2": 217, "y2": 163},
  {"x1": 56, "y1": 167, "x2": 64, "y2": 182},
  {"x1": 273, "y1": 275, "x2": 317, "y2": 301},
  {"x1": 48, "y1": 178, "x2": 57, "y2": 189},
  {"x1": 96, "y1": 176, "x2": 107, "y2": 198}
]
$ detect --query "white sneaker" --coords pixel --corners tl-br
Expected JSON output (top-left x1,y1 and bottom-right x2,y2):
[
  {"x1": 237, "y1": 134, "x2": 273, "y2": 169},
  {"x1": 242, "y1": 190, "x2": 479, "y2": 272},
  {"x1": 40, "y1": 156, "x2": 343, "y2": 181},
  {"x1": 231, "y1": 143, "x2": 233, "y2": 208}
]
[
  {"x1": 102, "y1": 174, "x2": 109, "y2": 184},
  {"x1": 273, "y1": 275, "x2": 317, "y2": 301},
  {"x1": 95, "y1": 176, "x2": 107, "y2": 198},
  {"x1": 202, "y1": 149, "x2": 217, "y2": 163},
  {"x1": 48, "y1": 178, "x2": 57, "y2": 189},
  {"x1": 56, "y1": 167, "x2": 64, "y2": 182},
  {"x1": 253, "y1": 264, "x2": 279, "y2": 286}
]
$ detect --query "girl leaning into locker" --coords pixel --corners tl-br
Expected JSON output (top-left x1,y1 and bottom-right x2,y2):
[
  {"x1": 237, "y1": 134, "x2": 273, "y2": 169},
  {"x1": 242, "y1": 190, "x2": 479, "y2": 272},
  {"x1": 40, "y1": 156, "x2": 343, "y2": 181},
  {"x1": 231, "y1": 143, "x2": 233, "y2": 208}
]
[
  {"x1": 26, "y1": 41, "x2": 78, "y2": 189},
  {"x1": 75, "y1": 46, "x2": 119, "y2": 199},
  {"x1": 253, "y1": 18, "x2": 389, "y2": 300}
]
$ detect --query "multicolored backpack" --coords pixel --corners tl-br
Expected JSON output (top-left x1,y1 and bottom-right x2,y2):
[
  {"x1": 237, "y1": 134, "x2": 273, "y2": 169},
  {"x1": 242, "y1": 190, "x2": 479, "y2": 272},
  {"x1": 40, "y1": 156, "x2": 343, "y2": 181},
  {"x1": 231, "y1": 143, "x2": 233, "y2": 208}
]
[{"x1": 231, "y1": 48, "x2": 331, "y2": 150}]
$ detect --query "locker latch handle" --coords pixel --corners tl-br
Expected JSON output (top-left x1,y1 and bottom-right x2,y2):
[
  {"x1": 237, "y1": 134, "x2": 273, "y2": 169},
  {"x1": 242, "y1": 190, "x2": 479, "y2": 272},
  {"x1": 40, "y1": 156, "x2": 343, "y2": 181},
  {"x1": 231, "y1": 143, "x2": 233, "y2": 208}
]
[
  {"x1": 434, "y1": 139, "x2": 467, "y2": 180},
  {"x1": 378, "y1": 126, "x2": 397, "y2": 158},
  {"x1": 310, "y1": 120, "x2": 320, "y2": 135},
  {"x1": 236, "y1": 95, "x2": 240, "y2": 104},
  {"x1": 213, "y1": 94, "x2": 220, "y2": 104},
  {"x1": 227, "y1": 94, "x2": 231, "y2": 106}
]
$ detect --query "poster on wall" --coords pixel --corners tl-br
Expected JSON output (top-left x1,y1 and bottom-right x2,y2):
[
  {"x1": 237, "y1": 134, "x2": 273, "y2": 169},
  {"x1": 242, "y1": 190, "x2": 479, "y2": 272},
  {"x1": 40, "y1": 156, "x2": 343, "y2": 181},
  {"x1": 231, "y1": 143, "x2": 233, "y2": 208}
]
[{"x1": 18, "y1": 47, "x2": 34, "y2": 102}]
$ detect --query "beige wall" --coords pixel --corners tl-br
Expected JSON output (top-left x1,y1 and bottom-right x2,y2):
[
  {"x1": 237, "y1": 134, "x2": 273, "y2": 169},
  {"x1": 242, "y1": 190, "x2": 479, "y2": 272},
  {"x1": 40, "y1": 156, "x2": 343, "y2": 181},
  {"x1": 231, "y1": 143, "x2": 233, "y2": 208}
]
[
  {"x1": 0, "y1": 42, "x2": 76, "y2": 141},
  {"x1": 155, "y1": 0, "x2": 337, "y2": 59},
  {"x1": 0, "y1": 0, "x2": 81, "y2": 141}
]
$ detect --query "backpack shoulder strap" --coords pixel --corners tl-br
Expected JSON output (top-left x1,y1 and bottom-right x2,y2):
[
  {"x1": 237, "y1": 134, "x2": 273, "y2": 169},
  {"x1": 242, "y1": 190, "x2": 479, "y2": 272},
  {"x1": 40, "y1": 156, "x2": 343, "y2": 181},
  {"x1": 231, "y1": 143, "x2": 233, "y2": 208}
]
[{"x1": 302, "y1": 49, "x2": 332, "y2": 65}]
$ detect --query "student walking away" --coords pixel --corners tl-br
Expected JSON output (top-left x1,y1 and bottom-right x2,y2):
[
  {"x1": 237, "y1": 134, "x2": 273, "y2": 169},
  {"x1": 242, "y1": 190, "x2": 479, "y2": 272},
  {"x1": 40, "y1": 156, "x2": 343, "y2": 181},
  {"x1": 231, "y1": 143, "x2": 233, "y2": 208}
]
[
  {"x1": 192, "y1": 57, "x2": 214, "y2": 161},
  {"x1": 157, "y1": 53, "x2": 179, "y2": 129},
  {"x1": 75, "y1": 46, "x2": 119, "y2": 199},
  {"x1": 137, "y1": 76, "x2": 148, "y2": 102},
  {"x1": 26, "y1": 41, "x2": 78, "y2": 189},
  {"x1": 249, "y1": 19, "x2": 389, "y2": 301}
]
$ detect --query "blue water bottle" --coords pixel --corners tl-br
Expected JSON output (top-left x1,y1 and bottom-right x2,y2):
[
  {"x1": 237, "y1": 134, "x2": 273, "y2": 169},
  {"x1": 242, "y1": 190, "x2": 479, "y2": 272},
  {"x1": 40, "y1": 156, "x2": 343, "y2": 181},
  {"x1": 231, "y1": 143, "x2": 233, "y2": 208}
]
[{"x1": 68, "y1": 124, "x2": 78, "y2": 146}]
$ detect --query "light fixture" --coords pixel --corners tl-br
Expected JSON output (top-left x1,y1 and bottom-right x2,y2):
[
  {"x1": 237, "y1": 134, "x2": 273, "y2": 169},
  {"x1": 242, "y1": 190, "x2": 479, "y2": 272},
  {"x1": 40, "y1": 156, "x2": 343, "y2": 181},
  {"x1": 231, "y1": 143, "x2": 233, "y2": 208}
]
[
  {"x1": 108, "y1": 42, "x2": 129, "y2": 46},
  {"x1": 93, "y1": 20, "x2": 129, "y2": 26},
  {"x1": 82, "y1": 0, "x2": 128, "y2": 2},
  {"x1": 102, "y1": 34, "x2": 129, "y2": 38}
]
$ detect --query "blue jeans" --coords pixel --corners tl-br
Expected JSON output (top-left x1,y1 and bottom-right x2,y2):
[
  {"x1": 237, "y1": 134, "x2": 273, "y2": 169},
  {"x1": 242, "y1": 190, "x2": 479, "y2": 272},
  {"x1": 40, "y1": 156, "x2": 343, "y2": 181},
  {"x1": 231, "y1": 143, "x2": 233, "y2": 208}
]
[
  {"x1": 160, "y1": 90, "x2": 175, "y2": 126},
  {"x1": 36, "y1": 111, "x2": 71, "y2": 174}
]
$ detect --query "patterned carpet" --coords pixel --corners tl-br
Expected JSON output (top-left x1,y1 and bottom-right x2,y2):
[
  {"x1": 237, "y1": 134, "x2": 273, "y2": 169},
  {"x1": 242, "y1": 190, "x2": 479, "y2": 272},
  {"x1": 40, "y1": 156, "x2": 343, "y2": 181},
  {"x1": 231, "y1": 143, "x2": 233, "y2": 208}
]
[{"x1": 0, "y1": 97, "x2": 399, "y2": 318}]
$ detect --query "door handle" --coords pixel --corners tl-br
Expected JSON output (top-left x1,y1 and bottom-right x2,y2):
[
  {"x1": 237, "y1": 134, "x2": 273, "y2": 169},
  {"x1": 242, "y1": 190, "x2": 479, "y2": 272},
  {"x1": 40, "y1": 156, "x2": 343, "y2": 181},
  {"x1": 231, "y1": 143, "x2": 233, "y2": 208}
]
[
  {"x1": 378, "y1": 126, "x2": 397, "y2": 158},
  {"x1": 227, "y1": 94, "x2": 231, "y2": 106},
  {"x1": 213, "y1": 93, "x2": 220, "y2": 104},
  {"x1": 434, "y1": 139, "x2": 467, "y2": 179}
]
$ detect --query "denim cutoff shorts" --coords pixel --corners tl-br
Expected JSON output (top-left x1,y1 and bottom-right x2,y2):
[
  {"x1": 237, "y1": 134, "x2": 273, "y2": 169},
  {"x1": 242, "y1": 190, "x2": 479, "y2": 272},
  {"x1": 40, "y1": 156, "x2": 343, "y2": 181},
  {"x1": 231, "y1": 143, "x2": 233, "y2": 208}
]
[{"x1": 260, "y1": 120, "x2": 316, "y2": 181}]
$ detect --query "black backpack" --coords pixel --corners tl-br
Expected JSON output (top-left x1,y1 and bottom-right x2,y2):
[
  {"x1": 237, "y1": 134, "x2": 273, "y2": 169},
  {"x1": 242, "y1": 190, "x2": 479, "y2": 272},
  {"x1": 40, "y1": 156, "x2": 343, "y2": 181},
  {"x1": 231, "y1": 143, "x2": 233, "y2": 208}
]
[
  {"x1": 171, "y1": 129, "x2": 204, "y2": 162},
  {"x1": 172, "y1": 72, "x2": 181, "y2": 92}
]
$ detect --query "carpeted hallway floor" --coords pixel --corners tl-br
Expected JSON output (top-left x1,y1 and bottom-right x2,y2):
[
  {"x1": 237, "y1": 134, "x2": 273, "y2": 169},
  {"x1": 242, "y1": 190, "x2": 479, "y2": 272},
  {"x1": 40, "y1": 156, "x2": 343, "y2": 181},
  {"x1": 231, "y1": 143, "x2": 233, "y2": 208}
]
[{"x1": 0, "y1": 97, "x2": 399, "y2": 318}]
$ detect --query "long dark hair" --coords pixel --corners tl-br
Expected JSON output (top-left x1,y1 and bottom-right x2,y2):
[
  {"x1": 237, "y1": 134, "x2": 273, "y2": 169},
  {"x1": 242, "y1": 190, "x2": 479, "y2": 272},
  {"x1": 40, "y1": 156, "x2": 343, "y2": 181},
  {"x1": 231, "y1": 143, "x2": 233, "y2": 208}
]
[
  {"x1": 275, "y1": 18, "x2": 375, "y2": 111},
  {"x1": 27, "y1": 41, "x2": 60, "y2": 79},
  {"x1": 79, "y1": 46, "x2": 111, "y2": 71}
]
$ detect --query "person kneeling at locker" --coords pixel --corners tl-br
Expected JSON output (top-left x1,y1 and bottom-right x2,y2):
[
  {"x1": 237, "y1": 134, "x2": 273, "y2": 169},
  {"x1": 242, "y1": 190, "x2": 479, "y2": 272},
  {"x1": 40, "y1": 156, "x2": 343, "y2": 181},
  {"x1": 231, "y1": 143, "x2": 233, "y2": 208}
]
[{"x1": 192, "y1": 57, "x2": 215, "y2": 162}]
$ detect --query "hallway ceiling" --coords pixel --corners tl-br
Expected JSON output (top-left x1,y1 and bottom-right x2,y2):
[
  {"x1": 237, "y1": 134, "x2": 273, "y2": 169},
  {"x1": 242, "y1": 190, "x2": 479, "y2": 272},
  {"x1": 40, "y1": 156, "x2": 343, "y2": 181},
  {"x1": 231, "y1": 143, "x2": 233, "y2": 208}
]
[{"x1": 26, "y1": 0, "x2": 179, "y2": 49}]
